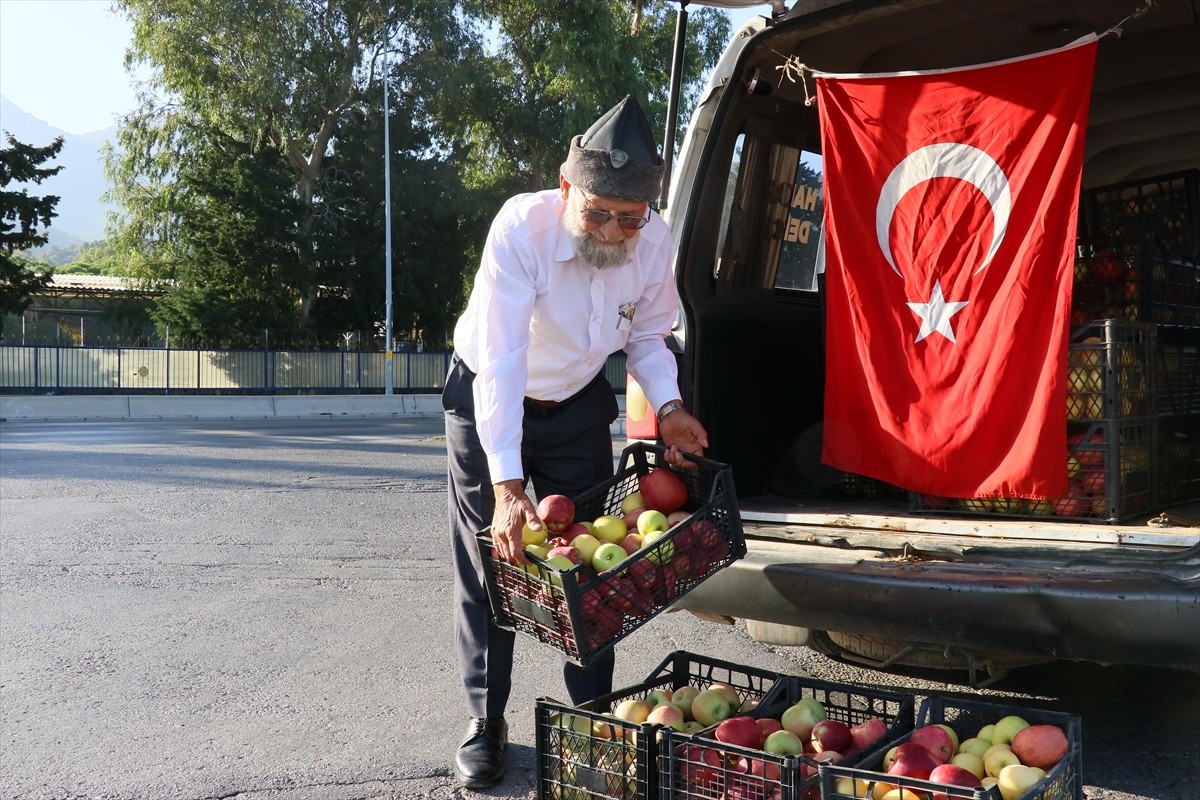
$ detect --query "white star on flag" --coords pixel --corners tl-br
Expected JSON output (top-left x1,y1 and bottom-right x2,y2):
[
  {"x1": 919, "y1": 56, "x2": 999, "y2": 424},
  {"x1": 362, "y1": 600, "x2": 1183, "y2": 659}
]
[{"x1": 907, "y1": 280, "x2": 969, "y2": 343}]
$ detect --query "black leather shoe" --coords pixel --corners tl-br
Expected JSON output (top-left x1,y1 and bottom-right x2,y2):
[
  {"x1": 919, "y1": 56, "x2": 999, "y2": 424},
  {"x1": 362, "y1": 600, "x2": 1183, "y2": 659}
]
[{"x1": 453, "y1": 717, "x2": 507, "y2": 789}]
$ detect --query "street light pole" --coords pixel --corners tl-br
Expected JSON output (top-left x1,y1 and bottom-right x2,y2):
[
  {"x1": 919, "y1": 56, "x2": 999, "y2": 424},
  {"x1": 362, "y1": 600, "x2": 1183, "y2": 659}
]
[{"x1": 382, "y1": 46, "x2": 395, "y2": 395}]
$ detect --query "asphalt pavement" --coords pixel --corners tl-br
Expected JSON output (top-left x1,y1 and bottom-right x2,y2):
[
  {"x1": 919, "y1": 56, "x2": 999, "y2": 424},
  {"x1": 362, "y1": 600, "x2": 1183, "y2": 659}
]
[{"x1": 2, "y1": 414, "x2": 1197, "y2": 800}]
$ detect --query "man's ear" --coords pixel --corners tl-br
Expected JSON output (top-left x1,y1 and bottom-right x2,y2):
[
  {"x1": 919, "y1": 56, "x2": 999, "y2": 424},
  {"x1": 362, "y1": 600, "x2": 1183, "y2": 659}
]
[{"x1": 559, "y1": 176, "x2": 571, "y2": 201}]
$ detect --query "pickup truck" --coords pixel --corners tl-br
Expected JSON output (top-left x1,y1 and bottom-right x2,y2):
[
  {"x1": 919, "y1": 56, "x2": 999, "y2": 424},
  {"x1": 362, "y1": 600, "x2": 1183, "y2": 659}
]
[{"x1": 640, "y1": 0, "x2": 1200, "y2": 682}]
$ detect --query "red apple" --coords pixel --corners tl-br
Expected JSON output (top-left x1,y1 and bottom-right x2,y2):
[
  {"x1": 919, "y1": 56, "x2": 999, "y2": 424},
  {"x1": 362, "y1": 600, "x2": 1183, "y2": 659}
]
[
  {"x1": 757, "y1": 717, "x2": 785, "y2": 738},
  {"x1": 692, "y1": 520, "x2": 722, "y2": 550},
  {"x1": 886, "y1": 742, "x2": 939, "y2": 780},
  {"x1": 619, "y1": 533, "x2": 643, "y2": 556},
  {"x1": 810, "y1": 719, "x2": 853, "y2": 754},
  {"x1": 546, "y1": 545, "x2": 582, "y2": 566},
  {"x1": 910, "y1": 724, "x2": 955, "y2": 764},
  {"x1": 537, "y1": 494, "x2": 574, "y2": 534},
  {"x1": 850, "y1": 717, "x2": 888, "y2": 751},
  {"x1": 928, "y1": 763, "x2": 983, "y2": 800},
  {"x1": 1011, "y1": 724, "x2": 1069, "y2": 771},
  {"x1": 715, "y1": 716, "x2": 765, "y2": 749},
  {"x1": 561, "y1": 522, "x2": 591, "y2": 544},
  {"x1": 639, "y1": 466, "x2": 688, "y2": 514}
]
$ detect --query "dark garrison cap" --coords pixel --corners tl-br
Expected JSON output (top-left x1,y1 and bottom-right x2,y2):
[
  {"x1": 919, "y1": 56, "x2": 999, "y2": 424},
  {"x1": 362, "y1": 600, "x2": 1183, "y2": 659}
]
[{"x1": 560, "y1": 95, "x2": 665, "y2": 203}]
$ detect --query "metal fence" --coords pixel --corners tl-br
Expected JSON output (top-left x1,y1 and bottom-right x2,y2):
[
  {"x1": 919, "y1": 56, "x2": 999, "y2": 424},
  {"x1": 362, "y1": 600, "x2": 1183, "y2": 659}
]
[{"x1": 0, "y1": 345, "x2": 630, "y2": 395}]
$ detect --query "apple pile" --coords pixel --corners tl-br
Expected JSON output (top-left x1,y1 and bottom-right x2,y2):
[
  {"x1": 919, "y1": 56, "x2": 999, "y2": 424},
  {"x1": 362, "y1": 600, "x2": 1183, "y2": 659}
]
[
  {"x1": 837, "y1": 714, "x2": 1070, "y2": 800},
  {"x1": 674, "y1": 696, "x2": 894, "y2": 800},
  {"x1": 512, "y1": 469, "x2": 731, "y2": 651},
  {"x1": 547, "y1": 680, "x2": 760, "y2": 800}
]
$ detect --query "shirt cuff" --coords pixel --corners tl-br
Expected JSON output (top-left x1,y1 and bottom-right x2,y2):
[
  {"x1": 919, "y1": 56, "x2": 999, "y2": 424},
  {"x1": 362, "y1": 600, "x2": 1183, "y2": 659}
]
[
  {"x1": 487, "y1": 449, "x2": 525, "y2": 485},
  {"x1": 642, "y1": 378, "x2": 682, "y2": 418}
]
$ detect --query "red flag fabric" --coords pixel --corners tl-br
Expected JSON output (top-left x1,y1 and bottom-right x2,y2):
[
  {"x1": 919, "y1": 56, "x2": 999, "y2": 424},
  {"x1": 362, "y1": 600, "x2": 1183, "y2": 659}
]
[{"x1": 817, "y1": 37, "x2": 1098, "y2": 499}]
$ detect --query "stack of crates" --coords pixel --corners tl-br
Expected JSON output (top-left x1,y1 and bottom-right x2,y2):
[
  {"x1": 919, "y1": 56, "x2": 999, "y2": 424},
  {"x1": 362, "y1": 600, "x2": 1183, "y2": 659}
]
[
  {"x1": 913, "y1": 320, "x2": 1158, "y2": 522},
  {"x1": 1080, "y1": 169, "x2": 1200, "y2": 509}
]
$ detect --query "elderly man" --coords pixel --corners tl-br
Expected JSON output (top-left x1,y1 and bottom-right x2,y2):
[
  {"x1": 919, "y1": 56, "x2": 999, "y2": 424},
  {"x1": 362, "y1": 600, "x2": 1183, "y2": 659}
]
[{"x1": 442, "y1": 94, "x2": 708, "y2": 789}]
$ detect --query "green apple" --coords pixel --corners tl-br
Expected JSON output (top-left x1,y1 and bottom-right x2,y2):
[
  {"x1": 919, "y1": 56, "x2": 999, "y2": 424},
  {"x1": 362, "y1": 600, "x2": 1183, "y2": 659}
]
[
  {"x1": 977, "y1": 724, "x2": 996, "y2": 743},
  {"x1": 958, "y1": 737, "x2": 992, "y2": 759},
  {"x1": 997, "y1": 764, "x2": 1046, "y2": 800},
  {"x1": 780, "y1": 697, "x2": 826, "y2": 739},
  {"x1": 951, "y1": 751, "x2": 986, "y2": 779},
  {"x1": 641, "y1": 528, "x2": 675, "y2": 563},
  {"x1": 545, "y1": 554, "x2": 577, "y2": 586},
  {"x1": 671, "y1": 685, "x2": 701, "y2": 720},
  {"x1": 689, "y1": 688, "x2": 735, "y2": 726},
  {"x1": 521, "y1": 520, "x2": 546, "y2": 546},
  {"x1": 991, "y1": 715, "x2": 1030, "y2": 746},
  {"x1": 983, "y1": 744, "x2": 1020, "y2": 778},
  {"x1": 593, "y1": 515, "x2": 627, "y2": 544},
  {"x1": 592, "y1": 542, "x2": 627, "y2": 572},
  {"x1": 637, "y1": 509, "x2": 670, "y2": 535},
  {"x1": 764, "y1": 729, "x2": 805, "y2": 755},
  {"x1": 620, "y1": 491, "x2": 645, "y2": 515},
  {"x1": 644, "y1": 689, "x2": 675, "y2": 708},
  {"x1": 571, "y1": 533, "x2": 601, "y2": 565}
]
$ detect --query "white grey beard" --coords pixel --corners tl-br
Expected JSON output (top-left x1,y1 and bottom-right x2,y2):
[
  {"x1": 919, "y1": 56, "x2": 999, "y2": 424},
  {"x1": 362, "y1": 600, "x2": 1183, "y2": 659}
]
[{"x1": 564, "y1": 210, "x2": 636, "y2": 269}]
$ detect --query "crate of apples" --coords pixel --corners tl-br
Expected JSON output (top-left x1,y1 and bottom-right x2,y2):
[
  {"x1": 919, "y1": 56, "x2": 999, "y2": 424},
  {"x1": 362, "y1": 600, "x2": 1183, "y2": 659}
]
[
  {"x1": 477, "y1": 442, "x2": 745, "y2": 667},
  {"x1": 658, "y1": 674, "x2": 917, "y2": 800},
  {"x1": 818, "y1": 696, "x2": 1082, "y2": 800},
  {"x1": 536, "y1": 651, "x2": 785, "y2": 800}
]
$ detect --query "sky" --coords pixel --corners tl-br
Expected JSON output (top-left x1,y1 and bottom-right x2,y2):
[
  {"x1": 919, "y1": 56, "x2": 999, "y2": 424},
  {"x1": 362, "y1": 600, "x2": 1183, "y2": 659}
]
[{"x1": 0, "y1": 0, "x2": 767, "y2": 137}]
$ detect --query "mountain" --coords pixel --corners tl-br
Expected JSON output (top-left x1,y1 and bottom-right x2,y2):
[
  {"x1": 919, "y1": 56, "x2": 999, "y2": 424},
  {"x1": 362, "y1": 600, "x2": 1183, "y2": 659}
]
[{"x1": 0, "y1": 95, "x2": 116, "y2": 245}]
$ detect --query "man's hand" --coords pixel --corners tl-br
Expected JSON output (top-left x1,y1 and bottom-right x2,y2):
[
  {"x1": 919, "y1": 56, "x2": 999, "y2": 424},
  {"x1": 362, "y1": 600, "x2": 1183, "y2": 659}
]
[
  {"x1": 492, "y1": 479, "x2": 539, "y2": 565},
  {"x1": 659, "y1": 408, "x2": 709, "y2": 469}
]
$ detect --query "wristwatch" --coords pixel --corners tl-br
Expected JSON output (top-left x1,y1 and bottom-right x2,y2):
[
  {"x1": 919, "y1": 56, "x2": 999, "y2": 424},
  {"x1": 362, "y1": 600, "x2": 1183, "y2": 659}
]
[{"x1": 657, "y1": 400, "x2": 686, "y2": 423}]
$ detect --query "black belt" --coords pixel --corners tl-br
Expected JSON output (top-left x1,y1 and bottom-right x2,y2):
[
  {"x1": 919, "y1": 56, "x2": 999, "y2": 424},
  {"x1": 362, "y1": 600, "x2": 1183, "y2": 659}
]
[{"x1": 524, "y1": 371, "x2": 606, "y2": 411}]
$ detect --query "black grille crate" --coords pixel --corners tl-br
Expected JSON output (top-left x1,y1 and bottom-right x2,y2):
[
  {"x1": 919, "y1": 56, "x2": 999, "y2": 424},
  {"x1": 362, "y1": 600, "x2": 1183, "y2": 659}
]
[
  {"x1": 535, "y1": 652, "x2": 784, "y2": 800},
  {"x1": 818, "y1": 696, "x2": 1082, "y2": 800},
  {"x1": 1083, "y1": 169, "x2": 1199, "y2": 261},
  {"x1": 657, "y1": 675, "x2": 916, "y2": 800},
  {"x1": 1159, "y1": 415, "x2": 1200, "y2": 507},
  {"x1": 1066, "y1": 320, "x2": 1155, "y2": 421},
  {"x1": 1071, "y1": 237, "x2": 1200, "y2": 328},
  {"x1": 1157, "y1": 336, "x2": 1200, "y2": 417},
  {"x1": 478, "y1": 443, "x2": 744, "y2": 668},
  {"x1": 911, "y1": 418, "x2": 1157, "y2": 523}
]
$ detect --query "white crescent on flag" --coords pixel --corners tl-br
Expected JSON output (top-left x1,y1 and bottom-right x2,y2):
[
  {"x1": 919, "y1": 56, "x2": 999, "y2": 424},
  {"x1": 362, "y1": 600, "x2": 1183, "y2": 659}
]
[{"x1": 875, "y1": 142, "x2": 1012, "y2": 277}]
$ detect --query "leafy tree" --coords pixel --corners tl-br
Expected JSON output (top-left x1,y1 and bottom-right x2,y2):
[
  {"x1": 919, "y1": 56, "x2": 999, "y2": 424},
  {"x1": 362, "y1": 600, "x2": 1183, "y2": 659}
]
[
  {"x1": 0, "y1": 133, "x2": 62, "y2": 334},
  {"x1": 109, "y1": 0, "x2": 471, "y2": 328},
  {"x1": 150, "y1": 129, "x2": 304, "y2": 348},
  {"x1": 453, "y1": 0, "x2": 730, "y2": 195}
]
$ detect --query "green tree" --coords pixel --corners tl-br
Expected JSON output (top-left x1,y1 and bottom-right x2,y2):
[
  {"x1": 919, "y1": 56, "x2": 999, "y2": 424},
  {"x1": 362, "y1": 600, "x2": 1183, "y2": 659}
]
[
  {"x1": 453, "y1": 0, "x2": 730, "y2": 195},
  {"x1": 150, "y1": 129, "x2": 304, "y2": 347},
  {"x1": 108, "y1": 0, "x2": 471, "y2": 326},
  {"x1": 0, "y1": 133, "x2": 62, "y2": 335}
]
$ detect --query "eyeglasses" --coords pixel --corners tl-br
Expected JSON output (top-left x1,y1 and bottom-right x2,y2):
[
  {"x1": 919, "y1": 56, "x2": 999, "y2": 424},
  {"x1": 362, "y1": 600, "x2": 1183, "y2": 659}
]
[{"x1": 578, "y1": 200, "x2": 651, "y2": 230}]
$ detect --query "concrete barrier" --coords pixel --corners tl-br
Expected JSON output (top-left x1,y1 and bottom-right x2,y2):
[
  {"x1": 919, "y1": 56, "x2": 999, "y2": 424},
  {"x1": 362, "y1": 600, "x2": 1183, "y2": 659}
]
[{"x1": 2, "y1": 394, "x2": 626, "y2": 434}]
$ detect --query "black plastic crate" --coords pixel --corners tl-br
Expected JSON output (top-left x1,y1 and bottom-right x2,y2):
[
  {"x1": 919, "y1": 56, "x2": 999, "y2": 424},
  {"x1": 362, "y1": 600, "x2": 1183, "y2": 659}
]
[
  {"x1": 1157, "y1": 338, "x2": 1200, "y2": 417},
  {"x1": 830, "y1": 471, "x2": 907, "y2": 501},
  {"x1": 1071, "y1": 237, "x2": 1200, "y2": 328},
  {"x1": 657, "y1": 675, "x2": 916, "y2": 800},
  {"x1": 1083, "y1": 170, "x2": 1199, "y2": 262},
  {"x1": 1159, "y1": 416, "x2": 1200, "y2": 507},
  {"x1": 912, "y1": 418, "x2": 1157, "y2": 523},
  {"x1": 819, "y1": 696, "x2": 1082, "y2": 800},
  {"x1": 1066, "y1": 320, "x2": 1155, "y2": 421},
  {"x1": 535, "y1": 652, "x2": 784, "y2": 800},
  {"x1": 478, "y1": 443, "x2": 744, "y2": 667}
]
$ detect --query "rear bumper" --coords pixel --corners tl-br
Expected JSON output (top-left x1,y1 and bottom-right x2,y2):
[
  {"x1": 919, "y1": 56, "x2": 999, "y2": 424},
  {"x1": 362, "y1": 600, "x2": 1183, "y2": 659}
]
[{"x1": 673, "y1": 538, "x2": 1200, "y2": 672}]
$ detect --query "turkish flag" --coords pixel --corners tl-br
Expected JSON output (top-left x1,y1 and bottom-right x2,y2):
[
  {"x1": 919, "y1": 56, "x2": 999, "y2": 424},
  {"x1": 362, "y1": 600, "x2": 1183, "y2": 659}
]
[{"x1": 817, "y1": 37, "x2": 1097, "y2": 499}]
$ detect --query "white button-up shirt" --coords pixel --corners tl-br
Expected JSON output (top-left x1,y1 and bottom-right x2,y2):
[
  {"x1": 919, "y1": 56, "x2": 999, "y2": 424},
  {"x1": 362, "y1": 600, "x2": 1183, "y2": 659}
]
[{"x1": 453, "y1": 189, "x2": 681, "y2": 483}]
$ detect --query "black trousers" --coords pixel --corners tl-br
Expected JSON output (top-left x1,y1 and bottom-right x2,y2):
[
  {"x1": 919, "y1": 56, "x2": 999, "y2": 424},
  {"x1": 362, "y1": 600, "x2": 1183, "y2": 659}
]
[{"x1": 443, "y1": 352, "x2": 619, "y2": 719}]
